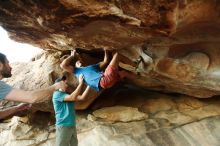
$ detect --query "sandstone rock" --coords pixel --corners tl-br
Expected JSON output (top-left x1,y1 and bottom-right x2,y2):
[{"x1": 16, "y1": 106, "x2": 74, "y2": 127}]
[
  {"x1": 0, "y1": 1, "x2": 220, "y2": 145},
  {"x1": 1, "y1": 77, "x2": 220, "y2": 145},
  {"x1": 1, "y1": 1, "x2": 220, "y2": 97},
  {"x1": 141, "y1": 96, "x2": 176, "y2": 114},
  {"x1": 92, "y1": 106, "x2": 148, "y2": 122},
  {"x1": 0, "y1": 116, "x2": 54, "y2": 146},
  {"x1": 0, "y1": 113, "x2": 210, "y2": 146},
  {"x1": 87, "y1": 114, "x2": 97, "y2": 122}
]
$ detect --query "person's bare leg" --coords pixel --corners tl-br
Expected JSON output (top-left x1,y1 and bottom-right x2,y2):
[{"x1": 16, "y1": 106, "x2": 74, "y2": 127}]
[
  {"x1": 107, "y1": 51, "x2": 138, "y2": 80},
  {"x1": 99, "y1": 49, "x2": 110, "y2": 70},
  {"x1": 108, "y1": 51, "x2": 136, "y2": 67},
  {"x1": 108, "y1": 51, "x2": 120, "y2": 68}
]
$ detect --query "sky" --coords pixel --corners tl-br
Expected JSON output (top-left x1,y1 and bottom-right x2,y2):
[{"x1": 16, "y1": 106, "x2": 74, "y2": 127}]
[{"x1": 0, "y1": 27, "x2": 42, "y2": 63}]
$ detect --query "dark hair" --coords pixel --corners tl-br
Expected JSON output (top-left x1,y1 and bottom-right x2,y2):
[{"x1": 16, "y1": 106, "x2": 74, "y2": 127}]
[
  {"x1": 55, "y1": 71, "x2": 71, "y2": 83},
  {"x1": 55, "y1": 75, "x2": 66, "y2": 83},
  {"x1": 0, "y1": 53, "x2": 6, "y2": 64}
]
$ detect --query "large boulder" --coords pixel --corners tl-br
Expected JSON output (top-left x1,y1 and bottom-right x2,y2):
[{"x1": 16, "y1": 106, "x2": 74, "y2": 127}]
[
  {"x1": 1, "y1": 1, "x2": 220, "y2": 97},
  {"x1": 1, "y1": 91, "x2": 220, "y2": 146},
  {"x1": 1, "y1": 1, "x2": 220, "y2": 145}
]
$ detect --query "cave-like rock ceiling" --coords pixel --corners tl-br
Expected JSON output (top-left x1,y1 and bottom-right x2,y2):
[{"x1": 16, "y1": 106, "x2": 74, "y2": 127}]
[{"x1": 1, "y1": 0, "x2": 220, "y2": 98}]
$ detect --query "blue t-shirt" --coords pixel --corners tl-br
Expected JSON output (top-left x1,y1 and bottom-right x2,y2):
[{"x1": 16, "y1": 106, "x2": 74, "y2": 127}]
[
  {"x1": 52, "y1": 91, "x2": 76, "y2": 126},
  {"x1": 0, "y1": 80, "x2": 12, "y2": 100},
  {"x1": 74, "y1": 63, "x2": 103, "y2": 91}
]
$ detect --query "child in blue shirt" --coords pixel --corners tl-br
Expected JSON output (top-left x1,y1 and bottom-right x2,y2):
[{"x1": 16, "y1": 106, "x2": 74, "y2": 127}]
[{"x1": 60, "y1": 49, "x2": 136, "y2": 93}]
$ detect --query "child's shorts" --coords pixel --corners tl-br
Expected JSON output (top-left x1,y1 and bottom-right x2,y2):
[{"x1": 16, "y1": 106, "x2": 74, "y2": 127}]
[{"x1": 100, "y1": 65, "x2": 120, "y2": 89}]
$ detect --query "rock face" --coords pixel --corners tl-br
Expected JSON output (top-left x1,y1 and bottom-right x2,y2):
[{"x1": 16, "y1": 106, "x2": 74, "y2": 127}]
[
  {"x1": 1, "y1": 0, "x2": 220, "y2": 97},
  {"x1": 91, "y1": 106, "x2": 148, "y2": 122},
  {"x1": 1, "y1": 1, "x2": 220, "y2": 145},
  {"x1": 1, "y1": 91, "x2": 220, "y2": 146}
]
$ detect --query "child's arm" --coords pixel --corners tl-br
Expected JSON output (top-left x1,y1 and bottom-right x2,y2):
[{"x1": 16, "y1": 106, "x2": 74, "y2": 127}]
[
  {"x1": 64, "y1": 74, "x2": 84, "y2": 101},
  {"x1": 76, "y1": 86, "x2": 91, "y2": 101},
  {"x1": 99, "y1": 49, "x2": 109, "y2": 69},
  {"x1": 60, "y1": 50, "x2": 76, "y2": 73}
]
